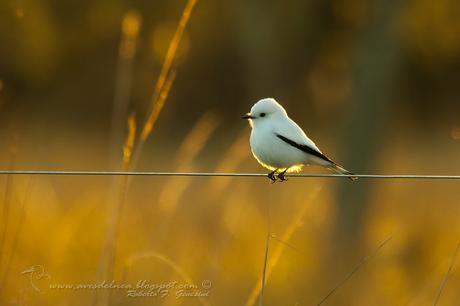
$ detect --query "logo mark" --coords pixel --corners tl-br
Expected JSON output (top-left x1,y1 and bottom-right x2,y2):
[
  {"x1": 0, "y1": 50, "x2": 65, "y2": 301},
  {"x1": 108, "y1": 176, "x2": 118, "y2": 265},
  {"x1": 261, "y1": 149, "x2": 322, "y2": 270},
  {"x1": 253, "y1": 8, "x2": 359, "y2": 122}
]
[{"x1": 21, "y1": 265, "x2": 50, "y2": 292}]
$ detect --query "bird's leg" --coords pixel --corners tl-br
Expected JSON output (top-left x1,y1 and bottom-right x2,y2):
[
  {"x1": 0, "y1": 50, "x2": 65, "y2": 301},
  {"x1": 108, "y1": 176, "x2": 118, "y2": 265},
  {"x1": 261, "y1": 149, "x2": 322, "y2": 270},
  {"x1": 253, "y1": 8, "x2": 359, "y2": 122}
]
[
  {"x1": 277, "y1": 169, "x2": 288, "y2": 182},
  {"x1": 268, "y1": 169, "x2": 278, "y2": 183}
]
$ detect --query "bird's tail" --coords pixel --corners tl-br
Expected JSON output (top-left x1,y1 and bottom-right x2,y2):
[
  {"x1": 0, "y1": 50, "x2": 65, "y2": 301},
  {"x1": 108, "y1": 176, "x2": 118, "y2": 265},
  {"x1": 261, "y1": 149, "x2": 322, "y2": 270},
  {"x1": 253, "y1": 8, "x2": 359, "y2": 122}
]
[{"x1": 329, "y1": 163, "x2": 358, "y2": 181}]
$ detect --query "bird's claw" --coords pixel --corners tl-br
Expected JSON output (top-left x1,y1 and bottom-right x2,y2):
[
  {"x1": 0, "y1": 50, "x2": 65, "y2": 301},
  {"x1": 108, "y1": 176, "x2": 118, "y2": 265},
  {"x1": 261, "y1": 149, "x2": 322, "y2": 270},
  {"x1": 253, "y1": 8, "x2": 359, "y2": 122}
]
[
  {"x1": 267, "y1": 170, "x2": 288, "y2": 183},
  {"x1": 268, "y1": 171, "x2": 277, "y2": 183},
  {"x1": 277, "y1": 172, "x2": 288, "y2": 182}
]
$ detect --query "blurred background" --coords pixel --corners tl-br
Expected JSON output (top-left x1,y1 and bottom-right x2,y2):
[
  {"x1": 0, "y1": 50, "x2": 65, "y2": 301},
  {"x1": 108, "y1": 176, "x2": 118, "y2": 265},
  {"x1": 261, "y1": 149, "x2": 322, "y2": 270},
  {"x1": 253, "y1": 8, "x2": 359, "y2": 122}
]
[{"x1": 1, "y1": 0, "x2": 460, "y2": 305}]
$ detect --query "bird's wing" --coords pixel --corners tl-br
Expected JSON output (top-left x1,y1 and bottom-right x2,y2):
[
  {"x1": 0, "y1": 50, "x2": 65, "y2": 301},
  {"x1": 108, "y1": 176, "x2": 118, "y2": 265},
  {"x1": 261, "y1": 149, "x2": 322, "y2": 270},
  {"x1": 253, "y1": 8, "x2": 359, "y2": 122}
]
[
  {"x1": 273, "y1": 117, "x2": 334, "y2": 164},
  {"x1": 275, "y1": 134, "x2": 334, "y2": 164}
]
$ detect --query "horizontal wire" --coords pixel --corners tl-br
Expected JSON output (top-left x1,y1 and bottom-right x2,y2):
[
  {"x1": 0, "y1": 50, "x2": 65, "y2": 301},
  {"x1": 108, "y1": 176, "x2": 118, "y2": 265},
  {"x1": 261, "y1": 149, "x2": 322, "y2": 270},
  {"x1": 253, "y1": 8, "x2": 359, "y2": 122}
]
[{"x1": 0, "y1": 170, "x2": 459, "y2": 180}]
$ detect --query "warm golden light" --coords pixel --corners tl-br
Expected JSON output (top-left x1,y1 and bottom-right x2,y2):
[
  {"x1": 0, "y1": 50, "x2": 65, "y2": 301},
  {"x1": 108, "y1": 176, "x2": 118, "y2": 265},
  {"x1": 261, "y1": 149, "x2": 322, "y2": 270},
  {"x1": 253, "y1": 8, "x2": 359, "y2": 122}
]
[
  {"x1": 251, "y1": 151, "x2": 304, "y2": 173},
  {"x1": 2, "y1": 0, "x2": 460, "y2": 305},
  {"x1": 119, "y1": 10, "x2": 142, "y2": 59},
  {"x1": 122, "y1": 11, "x2": 141, "y2": 37}
]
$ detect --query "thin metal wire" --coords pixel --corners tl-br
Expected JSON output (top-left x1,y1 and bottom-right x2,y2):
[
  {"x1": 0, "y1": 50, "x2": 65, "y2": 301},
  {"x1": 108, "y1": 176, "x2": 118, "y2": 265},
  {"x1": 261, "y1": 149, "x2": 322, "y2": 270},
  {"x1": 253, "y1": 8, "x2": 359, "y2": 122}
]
[{"x1": 0, "y1": 170, "x2": 459, "y2": 179}]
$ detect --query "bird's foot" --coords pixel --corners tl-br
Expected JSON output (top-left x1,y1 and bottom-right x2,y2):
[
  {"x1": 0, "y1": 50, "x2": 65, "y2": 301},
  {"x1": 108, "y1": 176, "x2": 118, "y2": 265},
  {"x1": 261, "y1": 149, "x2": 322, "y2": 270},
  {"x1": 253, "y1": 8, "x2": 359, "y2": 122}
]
[
  {"x1": 268, "y1": 170, "x2": 278, "y2": 183},
  {"x1": 277, "y1": 170, "x2": 288, "y2": 182}
]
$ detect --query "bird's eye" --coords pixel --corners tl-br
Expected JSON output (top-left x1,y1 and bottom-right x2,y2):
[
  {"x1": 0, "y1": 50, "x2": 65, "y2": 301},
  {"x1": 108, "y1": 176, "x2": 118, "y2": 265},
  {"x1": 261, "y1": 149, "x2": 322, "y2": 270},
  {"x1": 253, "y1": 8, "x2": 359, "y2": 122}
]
[{"x1": 260, "y1": 113, "x2": 266, "y2": 117}]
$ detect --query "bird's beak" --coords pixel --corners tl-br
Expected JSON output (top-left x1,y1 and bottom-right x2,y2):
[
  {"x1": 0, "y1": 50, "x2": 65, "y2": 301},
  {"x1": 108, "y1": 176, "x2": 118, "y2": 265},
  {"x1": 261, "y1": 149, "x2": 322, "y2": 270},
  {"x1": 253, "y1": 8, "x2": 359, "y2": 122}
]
[{"x1": 241, "y1": 113, "x2": 255, "y2": 119}]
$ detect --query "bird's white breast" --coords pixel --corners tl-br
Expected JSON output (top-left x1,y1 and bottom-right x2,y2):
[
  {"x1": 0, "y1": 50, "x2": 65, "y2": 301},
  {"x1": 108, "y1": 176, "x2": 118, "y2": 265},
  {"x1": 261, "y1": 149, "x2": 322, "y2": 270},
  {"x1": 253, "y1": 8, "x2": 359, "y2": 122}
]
[{"x1": 249, "y1": 123, "x2": 307, "y2": 171}]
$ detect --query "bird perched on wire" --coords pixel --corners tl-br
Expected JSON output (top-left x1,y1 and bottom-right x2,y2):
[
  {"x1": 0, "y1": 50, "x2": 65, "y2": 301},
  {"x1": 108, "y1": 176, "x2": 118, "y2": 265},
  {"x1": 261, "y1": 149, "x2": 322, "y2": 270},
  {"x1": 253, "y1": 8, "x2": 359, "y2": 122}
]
[{"x1": 242, "y1": 98, "x2": 356, "y2": 182}]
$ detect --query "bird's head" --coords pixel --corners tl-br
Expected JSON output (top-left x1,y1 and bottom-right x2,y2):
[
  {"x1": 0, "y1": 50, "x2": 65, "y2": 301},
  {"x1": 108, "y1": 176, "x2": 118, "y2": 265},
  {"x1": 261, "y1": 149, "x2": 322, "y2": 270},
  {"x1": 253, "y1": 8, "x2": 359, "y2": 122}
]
[{"x1": 241, "y1": 98, "x2": 287, "y2": 127}]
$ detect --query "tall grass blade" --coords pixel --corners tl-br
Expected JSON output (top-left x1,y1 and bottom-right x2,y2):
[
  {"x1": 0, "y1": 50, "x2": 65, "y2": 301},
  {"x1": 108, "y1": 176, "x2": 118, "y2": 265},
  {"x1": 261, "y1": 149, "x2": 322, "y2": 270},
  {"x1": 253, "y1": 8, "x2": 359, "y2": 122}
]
[
  {"x1": 316, "y1": 236, "x2": 392, "y2": 306},
  {"x1": 131, "y1": 0, "x2": 199, "y2": 170},
  {"x1": 109, "y1": 10, "x2": 141, "y2": 167},
  {"x1": 94, "y1": 115, "x2": 136, "y2": 306},
  {"x1": 158, "y1": 112, "x2": 219, "y2": 216},
  {"x1": 432, "y1": 242, "x2": 460, "y2": 306},
  {"x1": 245, "y1": 184, "x2": 324, "y2": 306},
  {"x1": 259, "y1": 189, "x2": 272, "y2": 306}
]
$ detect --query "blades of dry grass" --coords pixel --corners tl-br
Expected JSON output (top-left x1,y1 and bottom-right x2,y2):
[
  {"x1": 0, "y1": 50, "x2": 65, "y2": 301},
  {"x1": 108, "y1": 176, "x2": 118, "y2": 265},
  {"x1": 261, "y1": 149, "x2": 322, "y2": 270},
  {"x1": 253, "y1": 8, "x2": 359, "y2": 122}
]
[
  {"x1": 129, "y1": 0, "x2": 198, "y2": 171},
  {"x1": 130, "y1": 69, "x2": 176, "y2": 170},
  {"x1": 405, "y1": 242, "x2": 460, "y2": 306},
  {"x1": 432, "y1": 242, "x2": 460, "y2": 306},
  {"x1": 158, "y1": 112, "x2": 219, "y2": 216},
  {"x1": 259, "y1": 188, "x2": 272, "y2": 306},
  {"x1": 270, "y1": 234, "x2": 302, "y2": 253},
  {"x1": 120, "y1": 0, "x2": 197, "y2": 173},
  {"x1": 315, "y1": 236, "x2": 392, "y2": 306},
  {"x1": 123, "y1": 251, "x2": 211, "y2": 306},
  {"x1": 123, "y1": 113, "x2": 136, "y2": 169},
  {"x1": 109, "y1": 10, "x2": 141, "y2": 167},
  {"x1": 97, "y1": 1, "x2": 198, "y2": 304},
  {"x1": 94, "y1": 11, "x2": 141, "y2": 302},
  {"x1": 208, "y1": 129, "x2": 250, "y2": 197},
  {"x1": 140, "y1": 69, "x2": 176, "y2": 142},
  {"x1": 93, "y1": 115, "x2": 136, "y2": 306},
  {"x1": 107, "y1": 113, "x2": 136, "y2": 265},
  {"x1": 245, "y1": 184, "x2": 324, "y2": 306},
  {"x1": 140, "y1": 0, "x2": 197, "y2": 143},
  {"x1": 170, "y1": 112, "x2": 219, "y2": 170}
]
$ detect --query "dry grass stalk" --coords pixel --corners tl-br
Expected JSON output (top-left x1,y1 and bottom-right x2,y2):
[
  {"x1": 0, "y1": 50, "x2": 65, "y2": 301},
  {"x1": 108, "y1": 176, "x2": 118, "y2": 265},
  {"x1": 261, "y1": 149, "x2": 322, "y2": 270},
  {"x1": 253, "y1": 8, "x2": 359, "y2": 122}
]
[
  {"x1": 109, "y1": 10, "x2": 141, "y2": 167},
  {"x1": 316, "y1": 236, "x2": 392, "y2": 306},
  {"x1": 158, "y1": 112, "x2": 219, "y2": 216},
  {"x1": 94, "y1": 115, "x2": 137, "y2": 306},
  {"x1": 121, "y1": 0, "x2": 197, "y2": 180},
  {"x1": 129, "y1": 68, "x2": 176, "y2": 170},
  {"x1": 259, "y1": 191, "x2": 271, "y2": 306},
  {"x1": 123, "y1": 113, "x2": 137, "y2": 169},
  {"x1": 97, "y1": 1, "x2": 198, "y2": 304},
  {"x1": 209, "y1": 130, "x2": 250, "y2": 196},
  {"x1": 245, "y1": 184, "x2": 324, "y2": 306},
  {"x1": 140, "y1": 0, "x2": 198, "y2": 143},
  {"x1": 94, "y1": 11, "x2": 141, "y2": 304},
  {"x1": 141, "y1": 69, "x2": 176, "y2": 142},
  {"x1": 109, "y1": 114, "x2": 136, "y2": 262},
  {"x1": 172, "y1": 112, "x2": 219, "y2": 168},
  {"x1": 433, "y1": 243, "x2": 460, "y2": 306}
]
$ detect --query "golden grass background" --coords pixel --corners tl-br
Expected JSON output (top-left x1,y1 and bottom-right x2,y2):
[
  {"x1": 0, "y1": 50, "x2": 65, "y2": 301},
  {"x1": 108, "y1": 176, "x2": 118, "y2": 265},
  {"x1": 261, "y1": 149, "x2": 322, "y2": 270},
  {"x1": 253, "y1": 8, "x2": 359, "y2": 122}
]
[{"x1": 1, "y1": 0, "x2": 460, "y2": 305}]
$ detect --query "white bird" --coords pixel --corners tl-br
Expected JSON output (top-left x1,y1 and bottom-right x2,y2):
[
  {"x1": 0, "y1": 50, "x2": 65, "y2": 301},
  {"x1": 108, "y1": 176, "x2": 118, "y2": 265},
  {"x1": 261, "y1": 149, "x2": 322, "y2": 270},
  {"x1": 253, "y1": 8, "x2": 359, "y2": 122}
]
[{"x1": 242, "y1": 98, "x2": 355, "y2": 182}]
